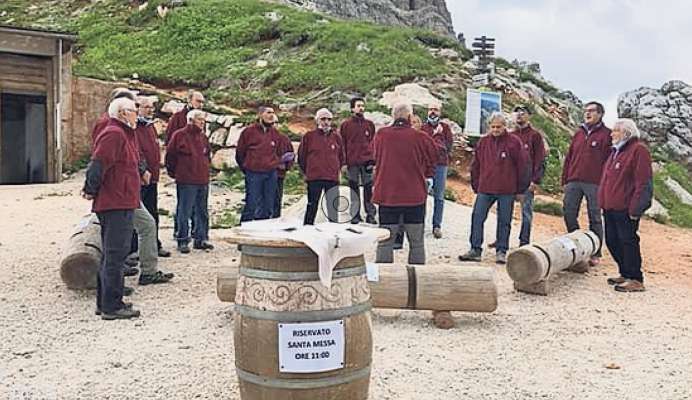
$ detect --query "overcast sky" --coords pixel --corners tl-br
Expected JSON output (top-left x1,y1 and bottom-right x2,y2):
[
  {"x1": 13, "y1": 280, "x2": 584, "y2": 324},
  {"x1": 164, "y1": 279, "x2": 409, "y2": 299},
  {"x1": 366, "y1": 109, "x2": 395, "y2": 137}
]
[{"x1": 447, "y1": 0, "x2": 692, "y2": 124}]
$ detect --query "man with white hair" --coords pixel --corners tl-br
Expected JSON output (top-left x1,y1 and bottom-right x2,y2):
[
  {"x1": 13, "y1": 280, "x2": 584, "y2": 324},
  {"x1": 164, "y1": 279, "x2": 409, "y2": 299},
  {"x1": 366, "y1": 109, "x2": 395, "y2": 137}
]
[
  {"x1": 165, "y1": 109, "x2": 213, "y2": 253},
  {"x1": 598, "y1": 118, "x2": 652, "y2": 292},
  {"x1": 165, "y1": 90, "x2": 205, "y2": 144},
  {"x1": 561, "y1": 101, "x2": 612, "y2": 266},
  {"x1": 236, "y1": 106, "x2": 282, "y2": 222},
  {"x1": 82, "y1": 97, "x2": 143, "y2": 320},
  {"x1": 297, "y1": 108, "x2": 344, "y2": 224},
  {"x1": 422, "y1": 102, "x2": 454, "y2": 239},
  {"x1": 459, "y1": 112, "x2": 530, "y2": 264},
  {"x1": 91, "y1": 87, "x2": 136, "y2": 145},
  {"x1": 372, "y1": 102, "x2": 437, "y2": 265}
]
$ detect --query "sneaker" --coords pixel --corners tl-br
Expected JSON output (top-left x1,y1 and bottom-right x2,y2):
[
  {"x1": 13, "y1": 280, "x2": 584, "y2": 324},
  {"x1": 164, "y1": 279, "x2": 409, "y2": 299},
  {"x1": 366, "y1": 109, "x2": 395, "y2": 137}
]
[
  {"x1": 433, "y1": 227, "x2": 442, "y2": 239},
  {"x1": 158, "y1": 248, "x2": 171, "y2": 258},
  {"x1": 123, "y1": 266, "x2": 139, "y2": 277},
  {"x1": 607, "y1": 276, "x2": 626, "y2": 286},
  {"x1": 614, "y1": 279, "x2": 645, "y2": 292},
  {"x1": 488, "y1": 241, "x2": 497, "y2": 248},
  {"x1": 123, "y1": 286, "x2": 134, "y2": 296},
  {"x1": 101, "y1": 307, "x2": 141, "y2": 320},
  {"x1": 193, "y1": 241, "x2": 214, "y2": 250},
  {"x1": 588, "y1": 256, "x2": 601, "y2": 267},
  {"x1": 178, "y1": 243, "x2": 190, "y2": 254},
  {"x1": 458, "y1": 249, "x2": 481, "y2": 262},
  {"x1": 393, "y1": 231, "x2": 404, "y2": 250},
  {"x1": 495, "y1": 252, "x2": 507, "y2": 265},
  {"x1": 366, "y1": 215, "x2": 377, "y2": 224},
  {"x1": 96, "y1": 302, "x2": 132, "y2": 316},
  {"x1": 139, "y1": 271, "x2": 175, "y2": 286}
]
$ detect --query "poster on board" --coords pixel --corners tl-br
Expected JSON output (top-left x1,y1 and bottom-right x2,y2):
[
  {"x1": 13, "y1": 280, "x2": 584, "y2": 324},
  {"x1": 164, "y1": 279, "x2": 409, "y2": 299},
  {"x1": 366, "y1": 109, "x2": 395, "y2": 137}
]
[{"x1": 464, "y1": 89, "x2": 502, "y2": 136}]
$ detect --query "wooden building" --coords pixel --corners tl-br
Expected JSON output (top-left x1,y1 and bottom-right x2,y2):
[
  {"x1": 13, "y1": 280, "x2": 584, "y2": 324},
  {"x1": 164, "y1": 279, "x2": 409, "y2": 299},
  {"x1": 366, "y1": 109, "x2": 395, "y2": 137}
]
[{"x1": 0, "y1": 25, "x2": 76, "y2": 184}]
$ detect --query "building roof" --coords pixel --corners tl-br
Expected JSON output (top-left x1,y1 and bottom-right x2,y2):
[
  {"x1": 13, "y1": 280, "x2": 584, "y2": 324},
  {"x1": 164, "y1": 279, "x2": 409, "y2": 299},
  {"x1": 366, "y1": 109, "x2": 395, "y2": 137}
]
[{"x1": 0, "y1": 25, "x2": 77, "y2": 41}]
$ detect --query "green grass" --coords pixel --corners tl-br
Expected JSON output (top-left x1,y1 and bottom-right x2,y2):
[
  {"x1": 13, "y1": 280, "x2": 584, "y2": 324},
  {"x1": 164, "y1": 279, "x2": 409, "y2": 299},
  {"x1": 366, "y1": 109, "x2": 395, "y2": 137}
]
[
  {"x1": 211, "y1": 209, "x2": 240, "y2": 229},
  {"x1": 443, "y1": 188, "x2": 457, "y2": 202},
  {"x1": 283, "y1": 168, "x2": 307, "y2": 195},
  {"x1": 217, "y1": 167, "x2": 245, "y2": 192},
  {"x1": 530, "y1": 113, "x2": 571, "y2": 194},
  {"x1": 653, "y1": 162, "x2": 692, "y2": 228},
  {"x1": 62, "y1": 154, "x2": 90, "y2": 174},
  {"x1": 534, "y1": 199, "x2": 564, "y2": 216}
]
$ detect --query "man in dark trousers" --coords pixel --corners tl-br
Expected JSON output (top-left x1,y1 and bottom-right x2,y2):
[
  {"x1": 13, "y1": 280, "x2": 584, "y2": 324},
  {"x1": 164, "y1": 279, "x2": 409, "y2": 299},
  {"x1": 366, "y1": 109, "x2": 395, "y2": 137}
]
[
  {"x1": 561, "y1": 101, "x2": 612, "y2": 266},
  {"x1": 82, "y1": 97, "x2": 142, "y2": 320},
  {"x1": 459, "y1": 112, "x2": 530, "y2": 264},
  {"x1": 236, "y1": 106, "x2": 281, "y2": 222},
  {"x1": 510, "y1": 105, "x2": 547, "y2": 246},
  {"x1": 274, "y1": 122, "x2": 295, "y2": 218},
  {"x1": 298, "y1": 108, "x2": 344, "y2": 225},
  {"x1": 164, "y1": 90, "x2": 205, "y2": 145},
  {"x1": 340, "y1": 97, "x2": 377, "y2": 224},
  {"x1": 373, "y1": 103, "x2": 437, "y2": 265},
  {"x1": 422, "y1": 102, "x2": 454, "y2": 239},
  {"x1": 91, "y1": 88, "x2": 135, "y2": 146},
  {"x1": 166, "y1": 109, "x2": 214, "y2": 253}
]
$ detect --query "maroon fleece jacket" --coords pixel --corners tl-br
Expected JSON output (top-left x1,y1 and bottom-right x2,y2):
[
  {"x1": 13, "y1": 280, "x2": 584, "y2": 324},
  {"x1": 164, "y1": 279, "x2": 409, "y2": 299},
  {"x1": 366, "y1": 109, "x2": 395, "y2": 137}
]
[
  {"x1": 165, "y1": 124, "x2": 211, "y2": 185},
  {"x1": 297, "y1": 128, "x2": 344, "y2": 182},
  {"x1": 598, "y1": 138, "x2": 653, "y2": 217},
  {"x1": 422, "y1": 122, "x2": 454, "y2": 166},
  {"x1": 340, "y1": 115, "x2": 376, "y2": 166},
  {"x1": 561, "y1": 123, "x2": 612, "y2": 185},
  {"x1": 512, "y1": 124, "x2": 546, "y2": 184},
  {"x1": 471, "y1": 131, "x2": 530, "y2": 195}
]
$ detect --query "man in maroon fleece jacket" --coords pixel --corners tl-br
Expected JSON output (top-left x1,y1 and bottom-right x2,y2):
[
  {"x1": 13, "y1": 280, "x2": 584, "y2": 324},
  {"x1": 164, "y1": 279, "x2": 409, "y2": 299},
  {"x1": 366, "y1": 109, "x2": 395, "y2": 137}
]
[
  {"x1": 561, "y1": 101, "x2": 612, "y2": 265},
  {"x1": 164, "y1": 90, "x2": 205, "y2": 145},
  {"x1": 598, "y1": 119, "x2": 652, "y2": 292},
  {"x1": 459, "y1": 112, "x2": 530, "y2": 265},
  {"x1": 372, "y1": 103, "x2": 437, "y2": 265},
  {"x1": 165, "y1": 109, "x2": 213, "y2": 253},
  {"x1": 91, "y1": 88, "x2": 135, "y2": 147},
  {"x1": 341, "y1": 97, "x2": 377, "y2": 224},
  {"x1": 422, "y1": 103, "x2": 454, "y2": 239},
  {"x1": 298, "y1": 108, "x2": 344, "y2": 225}
]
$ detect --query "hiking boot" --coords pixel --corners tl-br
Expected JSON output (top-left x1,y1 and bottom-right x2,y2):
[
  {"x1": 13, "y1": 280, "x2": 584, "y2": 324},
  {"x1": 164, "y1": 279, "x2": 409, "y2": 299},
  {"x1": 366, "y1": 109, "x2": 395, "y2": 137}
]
[
  {"x1": 139, "y1": 271, "x2": 175, "y2": 286},
  {"x1": 123, "y1": 286, "x2": 134, "y2": 296},
  {"x1": 607, "y1": 276, "x2": 626, "y2": 286},
  {"x1": 193, "y1": 241, "x2": 214, "y2": 250},
  {"x1": 96, "y1": 302, "x2": 132, "y2": 316},
  {"x1": 158, "y1": 248, "x2": 171, "y2": 258},
  {"x1": 614, "y1": 279, "x2": 645, "y2": 292},
  {"x1": 366, "y1": 215, "x2": 377, "y2": 225},
  {"x1": 123, "y1": 266, "x2": 139, "y2": 277},
  {"x1": 488, "y1": 241, "x2": 497, "y2": 249},
  {"x1": 458, "y1": 249, "x2": 481, "y2": 262},
  {"x1": 433, "y1": 227, "x2": 442, "y2": 239},
  {"x1": 588, "y1": 256, "x2": 601, "y2": 267},
  {"x1": 178, "y1": 243, "x2": 190, "y2": 254},
  {"x1": 495, "y1": 252, "x2": 507, "y2": 265},
  {"x1": 101, "y1": 307, "x2": 141, "y2": 320}
]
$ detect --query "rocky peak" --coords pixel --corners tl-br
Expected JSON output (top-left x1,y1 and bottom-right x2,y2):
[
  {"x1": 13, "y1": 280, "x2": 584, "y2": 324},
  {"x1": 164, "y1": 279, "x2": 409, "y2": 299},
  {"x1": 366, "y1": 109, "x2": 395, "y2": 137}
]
[
  {"x1": 274, "y1": 0, "x2": 455, "y2": 37},
  {"x1": 618, "y1": 80, "x2": 692, "y2": 168}
]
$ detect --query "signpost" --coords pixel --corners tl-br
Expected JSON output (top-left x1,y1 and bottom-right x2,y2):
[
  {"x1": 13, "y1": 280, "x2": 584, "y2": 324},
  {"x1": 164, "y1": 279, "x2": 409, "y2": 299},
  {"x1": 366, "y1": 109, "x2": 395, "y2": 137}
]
[{"x1": 471, "y1": 36, "x2": 495, "y2": 73}]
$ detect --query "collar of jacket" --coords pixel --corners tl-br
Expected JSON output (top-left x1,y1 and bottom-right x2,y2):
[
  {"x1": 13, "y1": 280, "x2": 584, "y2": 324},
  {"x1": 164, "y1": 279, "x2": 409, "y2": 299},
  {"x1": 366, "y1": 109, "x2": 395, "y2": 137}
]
[
  {"x1": 137, "y1": 117, "x2": 154, "y2": 127},
  {"x1": 613, "y1": 137, "x2": 638, "y2": 155},
  {"x1": 393, "y1": 118, "x2": 411, "y2": 127},
  {"x1": 186, "y1": 124, "x2": 203, "y2": 135},
  {"x1": 581, "y1": 121, "x2": 604, "y2": 135}
]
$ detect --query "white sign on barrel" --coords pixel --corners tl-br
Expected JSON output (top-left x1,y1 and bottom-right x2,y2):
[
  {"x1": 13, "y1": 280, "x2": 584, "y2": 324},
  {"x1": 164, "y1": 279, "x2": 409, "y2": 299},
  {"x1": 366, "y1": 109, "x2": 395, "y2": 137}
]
[{"x1": 278, "y1": 320, "x2": 345, "y2": 373}]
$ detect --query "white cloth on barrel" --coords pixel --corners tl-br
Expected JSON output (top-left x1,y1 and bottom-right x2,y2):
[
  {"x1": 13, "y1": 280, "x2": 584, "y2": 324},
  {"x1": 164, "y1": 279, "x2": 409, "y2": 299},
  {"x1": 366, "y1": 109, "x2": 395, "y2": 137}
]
[{"x1": 237, "y1": 219, "x2": 378, "y2": 287}]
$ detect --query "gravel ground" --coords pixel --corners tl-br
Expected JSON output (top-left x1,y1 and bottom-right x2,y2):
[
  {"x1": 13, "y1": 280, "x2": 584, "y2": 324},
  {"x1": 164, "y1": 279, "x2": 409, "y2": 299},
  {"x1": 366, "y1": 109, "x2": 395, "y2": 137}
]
[{"x1": 1, "y1": 174, "x2": 691, "y2": 399}]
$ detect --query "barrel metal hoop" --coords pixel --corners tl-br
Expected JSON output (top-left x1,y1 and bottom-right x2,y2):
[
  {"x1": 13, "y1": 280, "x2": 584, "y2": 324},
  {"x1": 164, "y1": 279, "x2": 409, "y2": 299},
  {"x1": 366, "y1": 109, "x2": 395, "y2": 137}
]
[
  {"x1": 84, "y1": 243, "x2": 103, "y2": 255},
  {"x1": 239, "y1": 265, "x2": 366, "y2": 281},
  {"x1": 241, "y1": 245, "x2": 316, "y2": 258},
  {"x1": 234, "y1": 302, "x2": 372, "y2": 322},
  {"x1": 583, "y1": 232, "x2": 598, "y2": 256},
  {"x1": 406, "y1": 265, "x2": 417, "y2": 309},
  {"x1": 533, "y1": 244, "x2": 552, "y2": 280},
  {"x1": 237, "y1": 366, "x2": 371, "y2": 390}
]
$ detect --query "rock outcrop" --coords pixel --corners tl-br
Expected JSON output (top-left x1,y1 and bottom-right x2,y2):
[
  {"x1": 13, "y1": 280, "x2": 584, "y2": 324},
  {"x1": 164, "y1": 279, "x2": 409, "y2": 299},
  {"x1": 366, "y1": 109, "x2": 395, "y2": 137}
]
[
  {"x1": 618, "y1": 80, "x2": 692, "y2": 167},
  {"x1": 275, "y1": 0, "x2": 455, "y2": 37}
]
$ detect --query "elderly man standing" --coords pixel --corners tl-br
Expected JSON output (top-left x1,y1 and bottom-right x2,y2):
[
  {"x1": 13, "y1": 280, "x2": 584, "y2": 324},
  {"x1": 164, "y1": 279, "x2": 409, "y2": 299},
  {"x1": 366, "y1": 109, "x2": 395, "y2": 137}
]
[
  {"x1": 236, "y1": 106, "x2": 281, "y2": 222},
  {"x1": 459, "y1": 112, "x2": 529, "y2": 264},
  {"x1": 166, "y1": 110, "x2": 213, "y2": 253},
  {"x1": 298, "y1": 108, "x2": 344, "y2": 225},
  {"x1": 82, "y1": 97, "x2": 142, "y2": 320},
  {"x1": 599, "y1": 119, "x2": 653, "y2": 292},
  {"x1": 562, "y1": 101, "x2": 612, "y2": 266},
  {"x1": 422, "y1": 103, "x2": 454, "y2": 239},
  {"x1": 340, "y1": 97, "x2": 377, "y2": 224},
  {"x1": 373, "y1": 103, "x2": 437, "y2": 265},
  {"x1": 165, "y1": 90, "x2": 205, "y2": 145},
  {"x1": 91, "y1": 88, "x2": 135, "y2": 145}
]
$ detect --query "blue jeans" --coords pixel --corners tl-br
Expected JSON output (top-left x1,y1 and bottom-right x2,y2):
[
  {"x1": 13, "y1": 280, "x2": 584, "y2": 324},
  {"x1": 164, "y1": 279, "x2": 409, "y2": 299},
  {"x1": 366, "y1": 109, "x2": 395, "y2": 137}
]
[
  {"x1": 432, "y1": 165, "x2": 447, "y2": 229},
  {"x1": 519, "y1": 190, "x2": 534, "y2": 246},
  {"x1": 241, "y1": 170, "x2": 278, "y2": 222},
  {"x1": 470, "y1": 193, "x2": 515, "y2": 253},
  {"x1": 176, "y1": 184, "x2": 209, "y2": 244}
]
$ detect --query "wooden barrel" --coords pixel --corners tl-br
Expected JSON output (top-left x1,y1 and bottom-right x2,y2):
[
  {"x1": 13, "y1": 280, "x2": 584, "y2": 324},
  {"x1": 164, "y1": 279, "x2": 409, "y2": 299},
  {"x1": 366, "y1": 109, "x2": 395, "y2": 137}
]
[
  {"x1": 233, "y1": 244, "x2": 372, "y2": 400},
  {"x1": 220, "y1": 264, "x2": 497, "y2": 313},
  {"x1": 60, "y1": 214, "x2": 102, "y2": 290},
  {"x1": 507, "y1": 230, "x2": 600, "y2": 285}
]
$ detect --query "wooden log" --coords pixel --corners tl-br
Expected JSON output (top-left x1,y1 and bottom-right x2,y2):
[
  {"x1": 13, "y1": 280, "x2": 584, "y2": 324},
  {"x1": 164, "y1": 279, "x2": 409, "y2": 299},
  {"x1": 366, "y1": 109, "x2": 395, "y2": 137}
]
[
  {"x1": 219, "y1": 263, "x2": 497, "y2": 313},
  {"x1": 60, "y1": 214, "x2": 102, "y2": 290},
  {"x1": 233, "y1": 244, "x2": 371, "y2": 400},
  {"x1": 506, "y1": 230, "x2": 600, "y2": 289}
]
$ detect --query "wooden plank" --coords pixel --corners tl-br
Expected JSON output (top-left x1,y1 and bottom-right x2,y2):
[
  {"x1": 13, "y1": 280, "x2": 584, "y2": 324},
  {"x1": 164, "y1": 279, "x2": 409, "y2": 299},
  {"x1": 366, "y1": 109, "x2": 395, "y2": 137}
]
[{"x1": 0, "y1": 31, "x2": 57, "y2": 56}]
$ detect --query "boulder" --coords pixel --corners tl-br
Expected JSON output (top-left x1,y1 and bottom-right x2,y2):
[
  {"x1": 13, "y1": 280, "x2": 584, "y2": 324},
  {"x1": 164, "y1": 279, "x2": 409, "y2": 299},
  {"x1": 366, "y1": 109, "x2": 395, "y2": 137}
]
[
  {"x1": 161, "y1": 100, "x2": 185, "y2": 114},
  {"x1": 379, "y1": 83, "x2": 442, "y2": 109},
  {"x1": 209, "y1": 128, "x2": 228, "y2": 147},
  {"x1": 225, "y1": 125, "x2": 245, "y2": 147},
  {"x1": 211, "y1": 148, "x2": 237, "y2": 171}
]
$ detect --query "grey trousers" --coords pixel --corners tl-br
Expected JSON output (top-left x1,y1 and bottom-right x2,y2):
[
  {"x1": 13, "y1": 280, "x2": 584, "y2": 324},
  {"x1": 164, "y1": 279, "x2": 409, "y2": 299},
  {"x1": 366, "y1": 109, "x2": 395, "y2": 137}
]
[
  {"x1": 133, "y1": 202, "x2": 158, "y2": 275},
  {"x1": 347, "y1": 165, "x2": 376, "y2": 220},
  {"x1": 376, "y1": 224, "x2": 425, "y2": 265},
  {"x1": 562, "y1": 181, "x2": 603, "y2": 256}
]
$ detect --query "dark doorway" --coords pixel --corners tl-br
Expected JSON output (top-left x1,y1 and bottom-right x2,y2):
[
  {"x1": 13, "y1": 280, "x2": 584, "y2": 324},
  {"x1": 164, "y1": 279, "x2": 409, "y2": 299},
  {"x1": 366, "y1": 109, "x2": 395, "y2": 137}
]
[{"x1": 0, "y1": 93, "x2": 48, "y2": 184}]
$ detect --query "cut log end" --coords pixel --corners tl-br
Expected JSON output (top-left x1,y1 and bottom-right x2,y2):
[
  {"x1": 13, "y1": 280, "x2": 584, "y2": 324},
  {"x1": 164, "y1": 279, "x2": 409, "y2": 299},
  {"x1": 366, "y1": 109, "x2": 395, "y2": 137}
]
[
  {"x1": 432, "y1": 311, "x2": 456, "y2": 329},
  {"x1": 507, "y1": 247, "x2": 546, "y2": 284}
]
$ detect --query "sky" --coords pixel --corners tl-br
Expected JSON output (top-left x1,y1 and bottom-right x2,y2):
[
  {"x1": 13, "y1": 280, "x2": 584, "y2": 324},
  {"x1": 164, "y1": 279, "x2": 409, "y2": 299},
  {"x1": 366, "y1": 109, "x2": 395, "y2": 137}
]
[{"x1": 447, "y1": 0, "x2": 692, "y2": 125}]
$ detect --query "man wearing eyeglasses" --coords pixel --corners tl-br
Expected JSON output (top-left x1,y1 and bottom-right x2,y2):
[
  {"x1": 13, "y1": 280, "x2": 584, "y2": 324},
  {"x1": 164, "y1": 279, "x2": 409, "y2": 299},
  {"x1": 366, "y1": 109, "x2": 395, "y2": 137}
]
[
  {"x1": 561, "y1": 101, "x2": 612, "y2": 266},
  {"x1": 82, "y1": 98, "x2": 144, "y2": 320}
]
